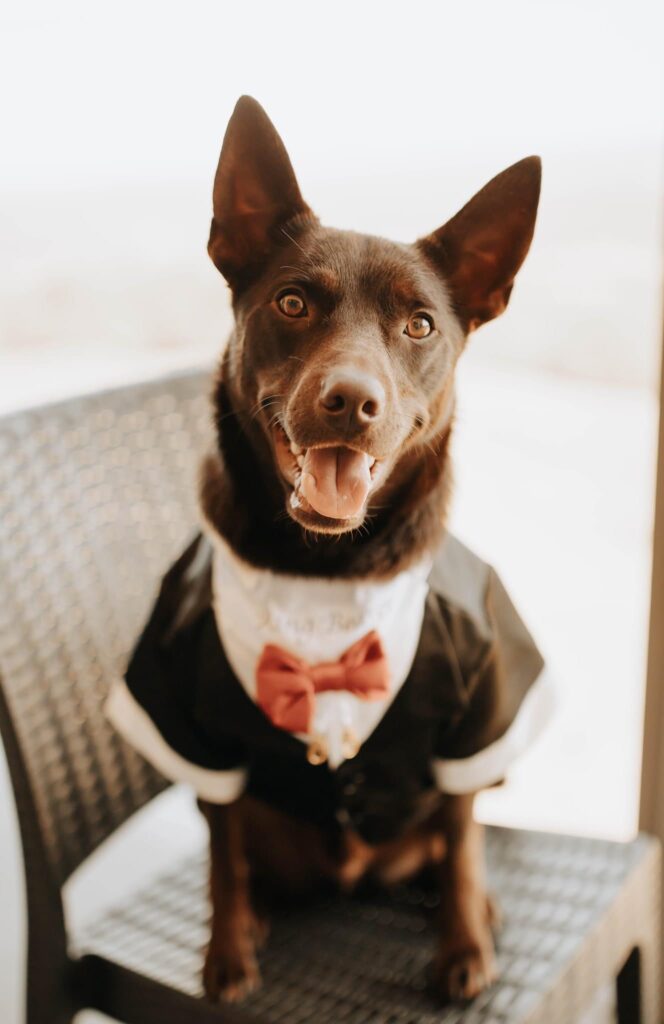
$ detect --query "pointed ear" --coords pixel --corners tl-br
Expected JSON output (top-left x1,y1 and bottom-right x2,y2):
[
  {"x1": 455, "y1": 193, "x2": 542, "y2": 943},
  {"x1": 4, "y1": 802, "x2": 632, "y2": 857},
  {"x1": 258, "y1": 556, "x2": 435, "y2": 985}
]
[
  {"x1": 418, "y1": 156, "x2": 541, "y2": 332},
  {"x1": 208, "y1": 96, "x2": 315, "y2": 288}
]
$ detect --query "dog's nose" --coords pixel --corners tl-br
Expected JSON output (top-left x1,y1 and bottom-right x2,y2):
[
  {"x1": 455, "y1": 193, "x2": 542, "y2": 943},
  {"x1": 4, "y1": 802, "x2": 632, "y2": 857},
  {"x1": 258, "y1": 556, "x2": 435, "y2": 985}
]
[{"x1": 319, "y1": 369, "x2": 385, "y2": 429}]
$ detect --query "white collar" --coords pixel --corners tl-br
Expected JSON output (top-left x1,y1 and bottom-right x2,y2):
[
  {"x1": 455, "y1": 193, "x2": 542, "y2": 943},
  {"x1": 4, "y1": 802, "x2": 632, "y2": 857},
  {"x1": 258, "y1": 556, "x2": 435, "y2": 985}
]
[{"x1": 206, "y1": 532, "x2": 431, "y2": 768}]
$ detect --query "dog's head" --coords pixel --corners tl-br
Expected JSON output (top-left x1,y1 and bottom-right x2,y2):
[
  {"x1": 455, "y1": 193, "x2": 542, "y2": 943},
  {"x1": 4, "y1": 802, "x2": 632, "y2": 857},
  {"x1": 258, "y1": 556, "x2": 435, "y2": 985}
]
[{"x1": 208, "y1": 97, "x2": 540, "y2": 537}]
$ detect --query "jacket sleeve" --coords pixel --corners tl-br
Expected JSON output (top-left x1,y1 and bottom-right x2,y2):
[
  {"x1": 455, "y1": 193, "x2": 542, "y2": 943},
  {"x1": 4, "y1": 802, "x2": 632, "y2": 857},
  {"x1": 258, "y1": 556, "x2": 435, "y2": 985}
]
[
  {"x1": 106, "y1": 533, "x2": 248, "y2": 803},
  {"x1": 429, "y1": 536, "x2": 556, "y2": 794}
]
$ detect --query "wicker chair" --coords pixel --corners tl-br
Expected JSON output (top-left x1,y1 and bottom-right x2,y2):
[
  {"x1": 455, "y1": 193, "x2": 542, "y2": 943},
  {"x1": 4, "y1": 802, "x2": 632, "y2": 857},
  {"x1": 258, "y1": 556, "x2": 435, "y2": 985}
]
[{"x1": 0, "y1": 368, "x2": 660, "y2": 1024}]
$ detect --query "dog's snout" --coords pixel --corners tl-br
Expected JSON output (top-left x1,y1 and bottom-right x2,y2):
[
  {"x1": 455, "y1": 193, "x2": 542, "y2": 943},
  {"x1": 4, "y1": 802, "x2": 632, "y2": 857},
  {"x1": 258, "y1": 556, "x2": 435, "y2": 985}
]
[{"x1": 319, "y1": 369, "x2": 385, "y2": 428}]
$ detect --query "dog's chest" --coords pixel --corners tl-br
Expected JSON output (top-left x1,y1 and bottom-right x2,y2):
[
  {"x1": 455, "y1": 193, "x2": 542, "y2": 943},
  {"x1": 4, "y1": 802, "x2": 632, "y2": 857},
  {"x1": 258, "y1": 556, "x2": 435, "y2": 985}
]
[{"x1": 208, "y1": 532, "x2": 431, "y2": 768}]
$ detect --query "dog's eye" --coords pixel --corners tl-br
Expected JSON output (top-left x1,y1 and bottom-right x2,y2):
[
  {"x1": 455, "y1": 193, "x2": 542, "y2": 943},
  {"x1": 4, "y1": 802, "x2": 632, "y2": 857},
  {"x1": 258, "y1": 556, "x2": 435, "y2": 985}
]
[
  {"x1": 277, "y1": 292, "x2": 308, "y2": 318},
  {"x1": 405, "y1": 313, "x2": 433, "y2": 340}
]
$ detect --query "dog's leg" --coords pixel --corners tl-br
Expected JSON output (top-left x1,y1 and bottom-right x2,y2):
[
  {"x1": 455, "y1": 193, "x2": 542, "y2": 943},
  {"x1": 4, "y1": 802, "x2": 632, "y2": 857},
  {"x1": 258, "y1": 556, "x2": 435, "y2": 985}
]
[
  {"x1": 434, "y1": 793, "x2": 499, "y2": 1001},
  {"x1": 199, "y1": 798, "x2": 263, "y2": 1002}
]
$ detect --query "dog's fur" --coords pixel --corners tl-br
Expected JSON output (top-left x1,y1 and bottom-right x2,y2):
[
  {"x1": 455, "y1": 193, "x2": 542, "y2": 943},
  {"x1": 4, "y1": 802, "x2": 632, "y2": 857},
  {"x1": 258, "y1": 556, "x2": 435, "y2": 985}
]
[{"x1": 199, "y1": 96, "x2": 540, "y2": 1003}]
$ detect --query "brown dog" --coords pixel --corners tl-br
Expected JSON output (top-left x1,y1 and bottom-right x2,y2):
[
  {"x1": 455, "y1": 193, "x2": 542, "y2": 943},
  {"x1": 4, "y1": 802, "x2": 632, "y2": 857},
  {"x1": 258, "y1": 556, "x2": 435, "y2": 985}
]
[
  {"x1": 190, "y1": 94, "x2": 541, "y2": 999},
  {"x1": 195, "y1": 96, "x2": 541, "y2": 1003}
]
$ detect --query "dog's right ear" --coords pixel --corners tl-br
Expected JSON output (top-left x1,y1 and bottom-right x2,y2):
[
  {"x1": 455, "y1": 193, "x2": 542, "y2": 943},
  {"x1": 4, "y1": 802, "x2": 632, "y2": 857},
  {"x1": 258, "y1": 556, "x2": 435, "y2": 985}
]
[
  {"x1": 208, "y1": 96, "x2": 315, "y2": 289},
  {"x1": 418, "y1": 157, "x2": 541, "y2": 333}
]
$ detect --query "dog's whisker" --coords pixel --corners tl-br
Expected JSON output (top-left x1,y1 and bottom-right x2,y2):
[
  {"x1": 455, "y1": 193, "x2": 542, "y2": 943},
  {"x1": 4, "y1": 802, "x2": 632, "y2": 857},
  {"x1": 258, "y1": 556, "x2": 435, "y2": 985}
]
[
  {"x1": 215, "y1": 407, "x2": 239, "y2": 426},
  {"x1": 280, "y1": 265, "x2": 313, "y2": 282},
  {"x1": 267, "y1": 410, "x2": 284, "y2": 431},
  {"x1": 254, "y1": 394, "x2": 283, "y2": 411},
  {"x1": 249, "y1": 394, "x2": 284, "y2": 423},
  {"x1": 280, "y1": 227, "x2": 307, "y2": 256},
  {"x1": 422, "y1": 439, "x2": 443, "y2": 460},
  {"x1": 254, "y1": 399, "x2": 280, "y2": 418}
]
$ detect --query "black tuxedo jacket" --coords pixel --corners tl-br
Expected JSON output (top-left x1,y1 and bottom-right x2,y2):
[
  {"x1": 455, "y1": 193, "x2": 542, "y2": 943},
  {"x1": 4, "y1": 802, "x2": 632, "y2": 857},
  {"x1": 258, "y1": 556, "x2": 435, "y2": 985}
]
[{"x1": 110, "y1": 532, "x2": 548, "y2": 844}]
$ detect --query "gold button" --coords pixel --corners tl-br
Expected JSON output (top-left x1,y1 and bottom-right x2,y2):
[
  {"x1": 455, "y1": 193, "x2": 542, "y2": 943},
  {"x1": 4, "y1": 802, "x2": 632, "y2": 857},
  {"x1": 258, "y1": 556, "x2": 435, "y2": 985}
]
[
  {"x1": 307, "y1": 736, "x2": 328, "y2": 766},
  {"x1": 341, "y1": 727, "x2": 360, "y2": 761}
]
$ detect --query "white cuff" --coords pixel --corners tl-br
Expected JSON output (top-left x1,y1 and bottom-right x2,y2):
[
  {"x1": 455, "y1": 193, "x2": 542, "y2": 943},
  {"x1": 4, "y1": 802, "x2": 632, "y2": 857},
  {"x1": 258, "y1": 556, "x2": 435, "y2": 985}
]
[
  {"x1": 431, "y1": 667, "x2": 557, "y2": 794},
  {"x1": 105, "y1": 679, "x2": 247, "y2": 804}
]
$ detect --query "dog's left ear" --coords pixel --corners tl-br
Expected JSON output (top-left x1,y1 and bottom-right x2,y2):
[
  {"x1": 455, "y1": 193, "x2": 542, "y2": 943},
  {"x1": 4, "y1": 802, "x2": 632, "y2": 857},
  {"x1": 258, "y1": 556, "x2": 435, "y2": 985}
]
[
  {"x1": 208, "y1": 95, "x2": 315, "y2": 289},
  {"x1": 418, "y1": 156, "x2": 541, "y2": 332}
]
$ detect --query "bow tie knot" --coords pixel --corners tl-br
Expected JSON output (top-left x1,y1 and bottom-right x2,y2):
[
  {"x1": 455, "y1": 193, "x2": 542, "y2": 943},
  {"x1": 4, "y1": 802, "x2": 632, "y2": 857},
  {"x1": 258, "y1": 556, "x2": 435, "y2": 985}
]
[
  {"x1": 309, "y1": 660, "x2": 347, "y2": 690},
  {"x1": 256, "y1": 630, "x2": 389, "y2": 734}
]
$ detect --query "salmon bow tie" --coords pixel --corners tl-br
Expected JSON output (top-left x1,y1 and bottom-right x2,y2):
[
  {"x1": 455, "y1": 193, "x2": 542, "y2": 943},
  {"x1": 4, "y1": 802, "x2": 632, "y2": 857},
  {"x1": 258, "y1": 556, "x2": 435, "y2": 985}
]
[{"x1": 256, "y1": 631, "x2": 389, "y2": 734}]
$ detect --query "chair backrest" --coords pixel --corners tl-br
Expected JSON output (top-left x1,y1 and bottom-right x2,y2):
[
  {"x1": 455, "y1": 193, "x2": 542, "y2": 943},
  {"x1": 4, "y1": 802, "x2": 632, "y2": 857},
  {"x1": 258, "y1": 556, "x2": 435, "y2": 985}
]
[{"x1": 0, "y1": 369, "x2": 214, "y2": 884}]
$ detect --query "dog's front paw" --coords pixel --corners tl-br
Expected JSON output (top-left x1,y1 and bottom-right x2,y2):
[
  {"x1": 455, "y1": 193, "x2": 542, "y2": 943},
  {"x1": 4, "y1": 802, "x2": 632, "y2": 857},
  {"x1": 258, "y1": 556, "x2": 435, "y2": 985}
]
[
  {"x1": 434, "y1": 894, "x2": 499, "y2": 1001},
  {"x1": 434, "y1": 940, "x2": 498, "y2": 1001},
  {"x1": 203, "y1": 942, "x2": 261, "y2": 1003}
]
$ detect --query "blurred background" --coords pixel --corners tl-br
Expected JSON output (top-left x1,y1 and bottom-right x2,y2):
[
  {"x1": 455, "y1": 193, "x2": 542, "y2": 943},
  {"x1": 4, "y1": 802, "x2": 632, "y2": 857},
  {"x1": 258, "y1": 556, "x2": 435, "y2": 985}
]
[{"x1": 0, "y1": 2, "x2": 662, "y2": 1021}]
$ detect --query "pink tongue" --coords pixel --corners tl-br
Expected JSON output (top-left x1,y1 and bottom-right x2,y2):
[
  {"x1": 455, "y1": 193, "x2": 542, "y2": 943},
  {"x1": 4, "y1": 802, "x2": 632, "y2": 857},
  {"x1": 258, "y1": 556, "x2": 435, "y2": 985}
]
[{"x1": 300, "y1": 447, "x2": 372, "y2": 519}]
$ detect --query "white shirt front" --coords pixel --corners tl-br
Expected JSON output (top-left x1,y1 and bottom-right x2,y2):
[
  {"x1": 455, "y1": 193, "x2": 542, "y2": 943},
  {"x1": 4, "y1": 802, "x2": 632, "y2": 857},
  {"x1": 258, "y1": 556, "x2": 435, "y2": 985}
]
[{"x1": 208, "y1": 532, "x2": 432, "y2": 768}]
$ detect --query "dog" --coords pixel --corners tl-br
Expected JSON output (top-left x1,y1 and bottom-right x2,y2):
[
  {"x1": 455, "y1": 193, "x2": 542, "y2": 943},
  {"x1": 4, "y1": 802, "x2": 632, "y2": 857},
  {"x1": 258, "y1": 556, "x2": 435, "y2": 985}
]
[{"x1": 107, "y1": 94, "x2": 544, "y2": 1005}]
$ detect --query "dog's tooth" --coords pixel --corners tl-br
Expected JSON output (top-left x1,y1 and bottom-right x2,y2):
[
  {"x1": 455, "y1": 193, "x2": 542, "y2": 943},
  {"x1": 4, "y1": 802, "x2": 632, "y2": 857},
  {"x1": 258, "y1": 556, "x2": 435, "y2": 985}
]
[
  {"x1": 290, "y1": 442, "x2": 303, "y2": 456},
  {"x1": 296, "y1": 455, "x2": 304, "y2": 468}
]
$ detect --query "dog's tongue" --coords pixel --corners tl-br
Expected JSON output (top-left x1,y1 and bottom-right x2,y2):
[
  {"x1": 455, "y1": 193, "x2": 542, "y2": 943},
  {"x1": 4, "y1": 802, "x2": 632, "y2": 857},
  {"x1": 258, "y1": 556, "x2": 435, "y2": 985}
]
[{"x1": 300, "y1": 447, "x2": 372, "y2": 519}]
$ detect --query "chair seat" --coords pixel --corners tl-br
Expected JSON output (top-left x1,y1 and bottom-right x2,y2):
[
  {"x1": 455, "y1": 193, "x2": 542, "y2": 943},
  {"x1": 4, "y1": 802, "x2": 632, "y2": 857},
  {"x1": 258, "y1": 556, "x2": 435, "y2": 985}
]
[{"x1": 73, "y1": 825, "x2": 658, "y2": 1023}]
